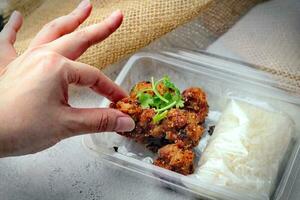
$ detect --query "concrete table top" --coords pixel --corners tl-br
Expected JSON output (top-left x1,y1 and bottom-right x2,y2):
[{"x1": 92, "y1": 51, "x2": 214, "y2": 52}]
[{"x1": 1, "y1": 0, "x2": 299, "y2": 199}]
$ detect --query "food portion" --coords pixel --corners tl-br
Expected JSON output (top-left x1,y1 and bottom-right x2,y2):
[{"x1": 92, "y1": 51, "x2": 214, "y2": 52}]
[
  {"x1": 195, "y1": 100, "x2": 293, "y2": 198},
  {"x1": 110, "y1": 76, "x2": 209, "y2": 175},
  {"x1": 154, "y1": 144, "x2": 194, "y2": 175}
]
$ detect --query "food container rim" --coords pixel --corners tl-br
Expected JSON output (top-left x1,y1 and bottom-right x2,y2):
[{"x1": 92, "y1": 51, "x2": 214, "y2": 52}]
[
  {"x1": 85, "y1": 49, "x2": 300, "y2": 200},
  {"x1": 118, "y1": 50, "x2": 300, "y2": 105}
]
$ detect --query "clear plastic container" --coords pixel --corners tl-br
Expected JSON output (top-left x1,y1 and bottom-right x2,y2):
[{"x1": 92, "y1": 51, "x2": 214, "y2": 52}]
[{"x1": 83, "y1": 50, "x2": 300, "y2": 200}]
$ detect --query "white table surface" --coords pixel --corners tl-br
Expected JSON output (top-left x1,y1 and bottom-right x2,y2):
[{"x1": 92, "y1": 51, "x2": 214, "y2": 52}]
[
  {"x1": 1, "y1": 0, "x2": 299, "y2": 199},
  {"x1": 1, "y1": 87, "x2": 300, "y2": 200}
]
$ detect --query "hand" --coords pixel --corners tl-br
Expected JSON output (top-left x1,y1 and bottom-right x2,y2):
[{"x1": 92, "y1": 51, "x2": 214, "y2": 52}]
[{"x1": 0, "y1": 0, "x2": 135, "y2": 157}]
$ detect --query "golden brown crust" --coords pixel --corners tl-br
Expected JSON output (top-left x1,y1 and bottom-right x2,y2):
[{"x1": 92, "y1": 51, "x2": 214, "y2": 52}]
[
  {"x1": 130, "y1": 81, "x2": 153, "y2": 99},
  {"x1": 183, "y1": 123, "x2": 204, "y2": 147},
  {"x1": 161, "y1": 108, "x2": 187, "y2": 130},
  {"x1": 154, "y1": 144, "x2": 194, "y2": 175},
  {"x1": 182, "y1": 87, "x2": 209, "y2": 123},
  {"x1": 156, "y1": 82, "x2": 173, "y2": 95},
  {"x1": 110, "y1": 97, "x2": 142, "y2": 121},
  {"x1": 111, "y1": 82, "x2": 208, "y2": 175}
]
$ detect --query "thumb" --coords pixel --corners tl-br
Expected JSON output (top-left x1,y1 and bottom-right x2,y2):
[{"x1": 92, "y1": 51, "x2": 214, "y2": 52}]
[{"x1": 63, "y1": 108, "x2": 135, "y2": 136}]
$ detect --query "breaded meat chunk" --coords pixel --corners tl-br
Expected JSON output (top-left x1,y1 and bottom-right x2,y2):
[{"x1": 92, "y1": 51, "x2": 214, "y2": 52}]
[
  {"x1": 110, "y1": 97, "x2": 142, "y2": 121},
  {"x1": 161, "y1": 108, "x2": 187, "y2": 130},
  {"x1": 154, "y1": 144, "x2": 194, "y2": 175},
  {"x1": 182, "y1": 87, "x2": 208, "y2": 123},
  {"x1": 130, "y1": 81, "x2": 153, "y2": 99},
  {"x1": 111, "y1": 82, "x2": 209, "y2": 175}
]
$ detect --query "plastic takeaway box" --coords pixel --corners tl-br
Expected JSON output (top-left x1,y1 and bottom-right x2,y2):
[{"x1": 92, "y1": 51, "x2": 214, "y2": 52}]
[{"x1": 83, "y1": 50, "x2": 300, "y2": 200}]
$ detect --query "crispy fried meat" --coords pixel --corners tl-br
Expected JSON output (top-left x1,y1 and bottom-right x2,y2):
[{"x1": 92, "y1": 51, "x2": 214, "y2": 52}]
[
  {"x1": 154, "y1": 144, "x2": 194, "y2": 175},
  {"x1": 110, "y1": 97, "x2": 142, "y2": 121},
  {"x1": 182, "y1": 87, "x2": 209, "y2": 123},
  {"x1": 111, "y1": 82, "x2": 208, "y2": 175},
  {"x1": 130, "y1": 81, "x2": 153, "y2": 99}
]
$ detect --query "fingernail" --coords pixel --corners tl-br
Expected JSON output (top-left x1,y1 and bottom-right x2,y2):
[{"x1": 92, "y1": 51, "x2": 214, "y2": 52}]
[
  {"x1": 115, "y1": 117, "x2": 135, "y2": 132},
  {"x1": 77, "y1": 0, "x2": 90, "y2": 9},
  {"x1": 110, "y1": 10, "x2": 122, "y2": 18},
  {"x1": 10, "y1": 11, "x2": 19, "y2": 21}
]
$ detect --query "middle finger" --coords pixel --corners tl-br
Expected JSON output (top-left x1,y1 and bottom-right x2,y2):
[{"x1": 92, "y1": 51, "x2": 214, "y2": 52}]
[
  {"x1": 45, "y1": 10, "x2": 123, "y2": 60},
  {"x1": 29, "y1": 0, "x2": 92, "y2": 48}
]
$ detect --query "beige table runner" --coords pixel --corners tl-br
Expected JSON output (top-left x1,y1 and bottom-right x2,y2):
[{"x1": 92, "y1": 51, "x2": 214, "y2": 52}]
[
  {"x1": 7, "y1": 0, "x2": 262, "y2": 70},
  {"x1": 9, "y1": 0, "x2": 298, "y2": 92}
]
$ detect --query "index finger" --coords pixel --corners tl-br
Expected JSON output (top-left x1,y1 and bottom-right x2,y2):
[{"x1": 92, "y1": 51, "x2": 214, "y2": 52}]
[
  {"x1": 29, "y1": 0, "x2": 92, "y2": 48},
  {"x1": 46, "y1": 10, "x2": 123, "y2": 60},
  {"x1": 65, "y1": 59, "x2": 127, "y2": 102}
]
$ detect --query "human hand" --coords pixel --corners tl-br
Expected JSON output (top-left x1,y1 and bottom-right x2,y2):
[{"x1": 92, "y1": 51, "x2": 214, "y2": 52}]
[{"x1": 0, "y1": 0, "x2": 135, "y2": 157}]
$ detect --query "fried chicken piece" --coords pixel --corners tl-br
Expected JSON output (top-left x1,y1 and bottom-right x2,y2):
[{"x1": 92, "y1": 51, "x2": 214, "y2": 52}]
[
  {"x1": 109, "y1": 106, "x2": 166, "y2": 150},
  {"x1": 161, "y1": 108, "x2": 187, "y2": 130},
  {"x1": 186, "y1": 111, "x2": 202, "y2": 124},
  {"x1": 144, "y1": 137, "x2": 172, "y2": 153},
  {"x1": 110, "y1": 97, "x2": 142, "y2": 121},
  {"x1": 110, "y1": 97, "x2": 142, "y2": 140},
  {"x1": 150, "y1": 125, "x2": 165, "y2": 138},
  {"x1": 164, "y1": 123, "x2": 204, "y2": 148},
  {"x1": 182, "y1": 87, "x2": 209, "y2": 123},
  {"x1": 130, "y1": 81, "x2": 154, "y2": 99},
  {"x1": 179, "y1": 123, "x2": 204, "y2": 147},
  {"x1": 111, "y1": 105, "x2": 204, "y2": 151},
  {"x1": 130, "y1": 81, "x2": 175, "y2": 99},
  {"x1": 138, "y1": 109, "x2": 156, "y2": 130},
  {"x1": 154, "y1": 144, "x2": 194, "y2": 175},
  {"x1": 135, "y1": 109, "x2": 164, "y2": 142},
  {"x1": 111, "y1": 84, "x2": 209, "y2": 175},
  {"x1": 161, "y1": 109, "x2": 204, "y2": 148},
  {"x1": 156, "y1": 82, "x2": 174, "y2": 95}
]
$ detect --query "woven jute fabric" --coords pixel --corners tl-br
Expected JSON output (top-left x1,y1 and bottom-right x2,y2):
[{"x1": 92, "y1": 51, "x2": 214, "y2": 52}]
[
  {"x1": 201, "y1": 0, "x2": 300, "y2": 94},
  {"x1": 1, "y1": 0, "x2": 44, "y2": 22},
  {"x1": 13, "y1": 0, "x2": 212, "y2": 69},
  {"x1": 146, "y1": 0, "x2": 300, "y2": 94},
  {"x1": 10, "y1": 0, "x2": 299, "y2": 93},
  {"x1": 146, "y1": 0, "x2": 264, "y2": 51},
  {"x1": 12, "y1": 0, "x2": 266, "y2": 69}
]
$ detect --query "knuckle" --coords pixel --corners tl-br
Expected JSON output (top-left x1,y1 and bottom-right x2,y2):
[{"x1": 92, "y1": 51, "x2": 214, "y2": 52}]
[
  {"x1": 42, "y1": 51, "x2": 61, "y2": 64},
  {"x1": 36, "y1": 51, "x2": 65, "y2": 73},
  {"x1": 43, "y1": 20, "x2": 59, "y2": 30},
  {"x1": 107, "y1": 86, "x2": 115, "y2": 97},
  {"x1": 67, "y1": 68, "x2": 80, "y2": 84},
  {"x1": 76, "y1": 29, "x2": 92, "y2": 47},
  {"x1": 42, "y1": 18, "x2": 66, "y2": 37},
  {"x1": 70, "y1": 12, "x2": 82, "y2": 27},
  {"x1": 96, "y1": 112, "x2": 111, "y2": 132},
  {"x1": 104, "y1": 20, "x2": 114, "y2": 33},
  {"x1": 76, "y1": 29, "x2": 87, "y2": 38},
  {"x1": 27, "y1": 45, "x2": 44, "y2": 54}
]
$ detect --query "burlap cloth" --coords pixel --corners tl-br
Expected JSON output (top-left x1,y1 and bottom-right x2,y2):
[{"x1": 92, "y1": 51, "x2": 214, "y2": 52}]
[
  {"x1": 206, "y1": 0, "x2": 300, "y2": 94},
  {"x1": 10, "y1": 0, "x2": 208, "y2": 67},
  {"x1": 3, "y1": 0, "x2": 299, "y2": 93}
]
